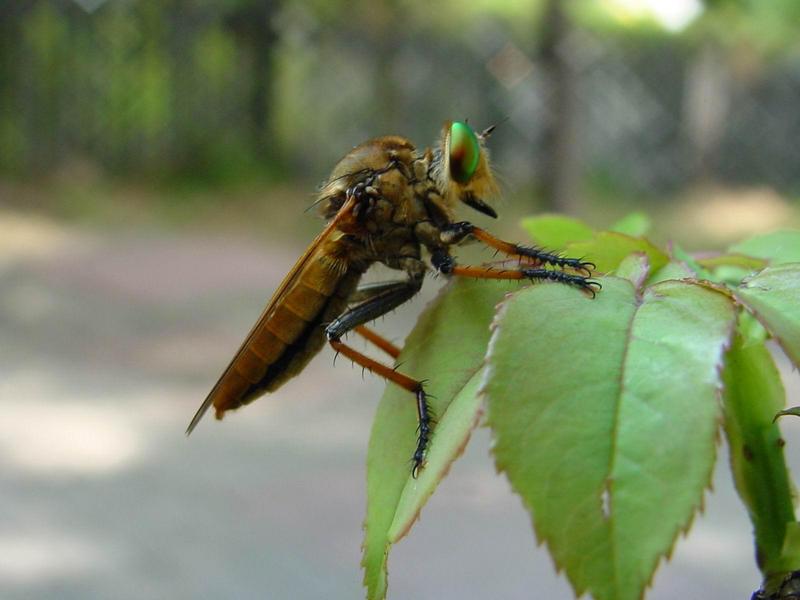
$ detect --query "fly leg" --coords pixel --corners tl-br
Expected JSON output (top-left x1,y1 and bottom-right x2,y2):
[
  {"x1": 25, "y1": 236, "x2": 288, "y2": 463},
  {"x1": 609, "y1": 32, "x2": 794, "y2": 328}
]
[
  {"x1": 431, "y1": 248, "x2": 601, "y2": 297},
  {"x1": 440, "y1": 221, "x2": 596, "y2": 274},
  {"x1": 325, "y1": 273, "x2": 431, "y2": 476},
  {"x1": 328, "y1": 340, "x2": 431, "y2": 477},
  {"x1": 348, "y1": 280, "x2": 413, "y2": 303},
  {"x1": 354, "y1": 326, "x2": 400, "y2": 359},
  {"x1": 348, "y1": 181, "x2": 380, "y2": 222},
  {"x1": 348, "y1": 280, "x2": 413, "y2": 359}
]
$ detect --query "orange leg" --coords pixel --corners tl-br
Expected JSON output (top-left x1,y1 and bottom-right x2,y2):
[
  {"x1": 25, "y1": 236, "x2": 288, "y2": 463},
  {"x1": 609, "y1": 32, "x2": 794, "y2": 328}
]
[
  {"x1": 329, "y1": 339, "x2": 430, "y2": 477},
  {"x1": 354, "y1": 325, "x2": 401, "y2": 359},
  {"x1": 441, "y1": 222, "x2": 595, "y2": 274},
  {"x1": 448, "y1": 264, "x2": 601, "y2": 297}
]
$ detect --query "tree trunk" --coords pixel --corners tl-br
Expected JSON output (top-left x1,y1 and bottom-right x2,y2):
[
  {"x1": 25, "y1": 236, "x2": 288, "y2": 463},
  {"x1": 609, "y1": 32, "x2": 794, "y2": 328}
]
[
  {"x1": 247, "y1": 0, "x2": 279, "y2": 163},
  {"x1": 683, "y1": 41, "x2": 730, "y2": 184},
  {"x1": 225, "y1": 0, "x2": 280, "y2": 164},
  {"x1": 537, "y1": 0, "x2": 581, "y2": 214}
]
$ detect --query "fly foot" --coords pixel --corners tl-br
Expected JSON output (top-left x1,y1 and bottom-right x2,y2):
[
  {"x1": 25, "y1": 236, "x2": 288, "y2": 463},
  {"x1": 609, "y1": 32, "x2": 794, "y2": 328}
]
[
  {"x1": 411, "y1": 386, "x2": 433, "y2": 478},
  {"x1": 520, "y1": 267, "x2": 602, "y2": 298}
]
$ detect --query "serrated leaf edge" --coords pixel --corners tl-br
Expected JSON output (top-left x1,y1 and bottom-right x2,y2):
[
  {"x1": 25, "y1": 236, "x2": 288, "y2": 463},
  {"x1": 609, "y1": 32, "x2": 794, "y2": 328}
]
[
  {"x1": 734, "y1": 264, "x2": 800, "y2": 369},
  {"x1": 483, "y1": 278, "x2": 736, "y2": 600},
  {"x1": 387, "y1": 369, "x2": 487, "y2": 542}
]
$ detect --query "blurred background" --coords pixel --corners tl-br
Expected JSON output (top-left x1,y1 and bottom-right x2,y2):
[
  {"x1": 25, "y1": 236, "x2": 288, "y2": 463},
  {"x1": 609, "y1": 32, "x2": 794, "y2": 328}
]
[{"x1": 2, "y1": 0, "x2": 800, "y2": 598}]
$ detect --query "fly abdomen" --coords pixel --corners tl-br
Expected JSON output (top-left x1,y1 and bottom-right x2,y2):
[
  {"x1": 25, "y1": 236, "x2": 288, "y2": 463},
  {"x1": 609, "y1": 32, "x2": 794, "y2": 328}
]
[
  {"x1": 235, "y1": 340, "x2": 282, "y2": 382},
  {"x1": 210, "y1": 253, "x2": 361, "y2": 419}
]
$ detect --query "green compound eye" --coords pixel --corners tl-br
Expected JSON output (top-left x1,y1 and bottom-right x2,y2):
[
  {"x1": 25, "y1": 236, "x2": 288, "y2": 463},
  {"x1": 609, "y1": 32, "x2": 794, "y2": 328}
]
[{"x1": 448, "y1": 121, "x2": 480, "y2": 184}]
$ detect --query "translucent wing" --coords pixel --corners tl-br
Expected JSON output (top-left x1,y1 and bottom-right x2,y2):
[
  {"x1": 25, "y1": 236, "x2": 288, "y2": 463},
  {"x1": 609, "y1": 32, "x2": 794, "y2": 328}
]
[{"x1": 186, "y1": 196, "x2": 356, "y2": 434}]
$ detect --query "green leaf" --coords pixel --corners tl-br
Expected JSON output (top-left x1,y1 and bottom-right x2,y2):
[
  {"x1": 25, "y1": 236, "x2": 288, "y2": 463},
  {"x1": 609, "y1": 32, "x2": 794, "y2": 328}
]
[
  {"x1": 520, "y1": 213, "x2": 594, "y2": 249},
  {"x1": 610, "y1": 212, "x2": 651, "y2": 237},
  {"x1": 697, "y1": 253, "x2": 767, "y2": 272},
  {"x1": 738, "y1": 310, "x2": 769, "y2": 347},
  {"x1": 615, "y1": 252, "x2": 650, "y2": 290},
  {"x1": 734, "y1": 264, "x2": 800, "y2": 368},
  {"x1": 565, "y1": 231, "x2": 669, "y2": 275},
  {"x1": 729, "y1": 230, "x2": 800, "y2": 265},
  {"x1": 722, "y1": 329, "x2": 796, "y2": 578},
  {"x1": 362, "y1": 278, "x2": 512, "y2": 600},
  {"x1": 670, "y1": 247, "x2": 765, "y2": 287},
  {"x1": 780, "y1": 524, "x2": 800, "y2": 571},
  {"x1": 713, "y1": 265, "x2": 763, "y2": 287},
  {"x1": 671, "y1": 244, "x2": 713, "y2": 280},
  {"x1": 485, "y1": 277, "x2": 735, "y2": 600},
  {"x1": 647, "y1": 261, "x2": 696, "y2": 285},
  {"x1": 387, "y1": 368, "x2": 485, "y2": 542}
]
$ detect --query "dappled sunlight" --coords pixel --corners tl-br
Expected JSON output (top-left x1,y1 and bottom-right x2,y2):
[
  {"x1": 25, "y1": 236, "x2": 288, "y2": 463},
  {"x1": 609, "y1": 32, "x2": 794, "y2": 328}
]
[
  {"x1": 669, "y1": 186, "x2": 799, "y2": 246},
  {"x1": 0, "y1": 532, "x2": 116, "y2": 584},
  {"x1": 0, "y1": 400, "x2": 144, "y2": 476},
  {"x1": 0, "y1": 371, "x2": 150, "y2": 476},
  {"x1": 0, "y1": 210, "x2": 94, "y2": 271},
  {"x1": 602, "y1": 0, "x2": 702, "y2": 31}
]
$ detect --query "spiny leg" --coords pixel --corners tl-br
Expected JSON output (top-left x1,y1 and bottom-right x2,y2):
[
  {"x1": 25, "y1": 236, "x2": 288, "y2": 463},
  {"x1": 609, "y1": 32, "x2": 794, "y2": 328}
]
[
  {"x1": 440, "y1": 221, "x2": 595, "y2": 274},
  {"x1": 328, "y1": 275, "x2": 422, "y2": 337},
  {"x1": 454, "y1": 265, "x2": 600, "y2": 296},
  {"x1": 431, "y1": 249, "x2": 601, "y2": 297},
  {"x1": 326, "y1": 271, "x2": 430, "y2": 475},
  {"x1": 328, "y1": 339, "x2": 431, "y2": 476},
  {"x1": 354, "y1": 325, "x2": 401, "y2": 359},
  {"x1": 349, "y1": 280, "x2": 412, "y2": 304},
  {"x1": 349, "y1": 281, "x2": 411, "y2": 359}
]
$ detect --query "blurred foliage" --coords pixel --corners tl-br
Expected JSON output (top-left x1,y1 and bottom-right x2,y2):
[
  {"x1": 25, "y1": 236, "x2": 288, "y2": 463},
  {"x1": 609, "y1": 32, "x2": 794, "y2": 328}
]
[
  {"x1": 1, "y1": 0, "x2": 800, "y2": 200},
  {"x1": 697, "y1": 0, "x2": 800, "y2": 55}
]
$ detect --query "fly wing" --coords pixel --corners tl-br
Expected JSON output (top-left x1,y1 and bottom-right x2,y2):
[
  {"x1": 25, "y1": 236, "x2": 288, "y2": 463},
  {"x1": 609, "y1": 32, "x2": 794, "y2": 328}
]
[{"x1": 186, "y1": 196, "x2": 357, "y2": 434}]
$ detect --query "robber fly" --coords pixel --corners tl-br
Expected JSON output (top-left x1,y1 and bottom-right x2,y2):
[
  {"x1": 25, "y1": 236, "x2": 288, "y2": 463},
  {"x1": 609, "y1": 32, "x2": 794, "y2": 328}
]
[{"x1": 187, "y1": 121, "x2": 599, "y2": 476}]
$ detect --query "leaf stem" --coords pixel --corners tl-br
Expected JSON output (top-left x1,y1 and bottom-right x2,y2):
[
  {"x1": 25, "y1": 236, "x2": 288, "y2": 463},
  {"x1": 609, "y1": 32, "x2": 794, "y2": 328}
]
[{"x1": 722, "y1": 327, "x2": 798, "y2": 594}]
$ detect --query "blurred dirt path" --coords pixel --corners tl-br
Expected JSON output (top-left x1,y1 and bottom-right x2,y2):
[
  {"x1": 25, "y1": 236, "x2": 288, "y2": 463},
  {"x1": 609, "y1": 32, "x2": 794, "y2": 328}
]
[{"x1": 1, "y1": 209, "x2": 797, "y2": 599}]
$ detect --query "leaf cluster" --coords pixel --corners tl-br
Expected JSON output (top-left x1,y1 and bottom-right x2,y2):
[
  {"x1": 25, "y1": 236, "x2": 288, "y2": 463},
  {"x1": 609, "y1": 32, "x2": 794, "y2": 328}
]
[{"x1": 362, "y1": 214, "x2": 800, "y2": 600}]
